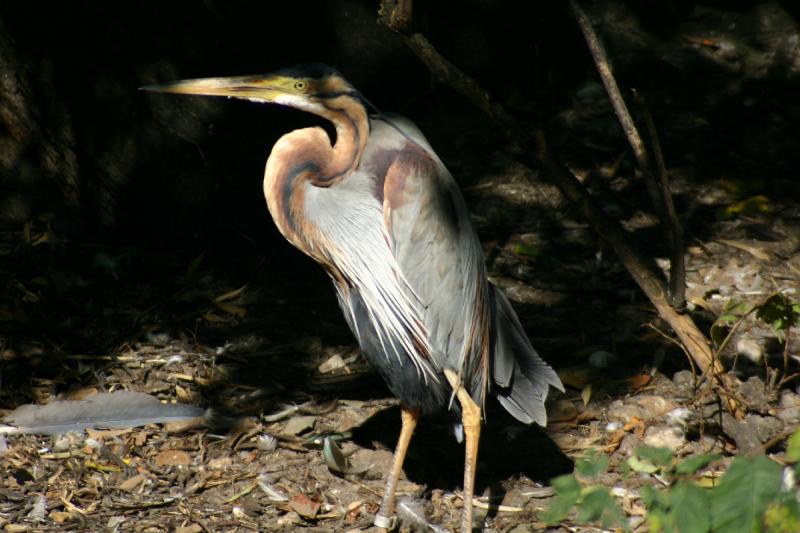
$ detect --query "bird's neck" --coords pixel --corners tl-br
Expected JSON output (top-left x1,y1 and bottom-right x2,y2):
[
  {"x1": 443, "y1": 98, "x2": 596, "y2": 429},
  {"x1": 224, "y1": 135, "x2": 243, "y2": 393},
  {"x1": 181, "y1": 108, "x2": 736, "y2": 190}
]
[{"x1": 315, "y1": 97, "x2": 369, "y2": 183}]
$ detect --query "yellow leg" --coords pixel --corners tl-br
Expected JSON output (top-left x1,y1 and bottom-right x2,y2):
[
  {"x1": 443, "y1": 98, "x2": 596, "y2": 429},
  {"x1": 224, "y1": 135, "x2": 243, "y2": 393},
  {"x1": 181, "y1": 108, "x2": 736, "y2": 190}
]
[
  {"x1": 444, "y1": 368, "x2": 482, "y2": 533},
  {"x1": 375, "y1": 405, "x2": 420, "y2": 530}
]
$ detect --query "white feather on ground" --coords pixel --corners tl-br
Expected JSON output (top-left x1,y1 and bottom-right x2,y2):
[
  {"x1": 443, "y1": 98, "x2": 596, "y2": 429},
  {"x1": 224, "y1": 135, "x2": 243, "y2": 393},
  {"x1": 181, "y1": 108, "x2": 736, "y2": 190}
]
[{"x1": 0, "y1": 391, "x2": 206, "y2": 435}]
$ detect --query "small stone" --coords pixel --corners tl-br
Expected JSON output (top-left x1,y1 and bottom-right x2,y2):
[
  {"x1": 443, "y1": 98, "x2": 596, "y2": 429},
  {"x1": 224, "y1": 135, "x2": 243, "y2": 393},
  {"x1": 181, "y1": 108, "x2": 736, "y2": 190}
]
[
  {"x1": 736, "y1": 338, "x2": 763, "y2": 364},
  {"x1": 154, "y1": 449, "x2": 192, "y2": 466},
  {"x1": 607, "y1": 401, "x2": 645, "y2": 424},
  {"x1": 747, "y1": 414, "x2": 783, "y2": 443},
  {"x1": 777, "y1": 391, "x2": 800, "y2": 424},
  {"x1": 721, "y1": 412, "x2": 761, "y2": 453},
  {"x1": 643, "y1": 426, "x2": 686, "y2": 450},
  {"x1": 672, "y1": 370, "x2": 697, "y2": 398},
  {"x1": 740, "y1": 377, "x2": 770, "y2": 411},
  {"x1": 634, "y1": 395, "x2": 678, "y2": 419},
  {"x1": 666, "y1": 407, "x2": 692, "y2": 427},
  {"x1": 277, "y1": 511, "x2": 303, "y2": 526},
  {"x1": 207, "y1": 456, "x2": 233, "y2": 470}
]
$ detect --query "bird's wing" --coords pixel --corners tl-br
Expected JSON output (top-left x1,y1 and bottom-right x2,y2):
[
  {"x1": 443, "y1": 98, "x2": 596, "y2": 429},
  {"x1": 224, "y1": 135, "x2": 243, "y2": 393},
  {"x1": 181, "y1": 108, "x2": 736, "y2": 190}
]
[
  {"x1": 373, "y1": 115, "x2": 491, "y2": 400},
  {"x1": 303, "y1": 149, "x2": 439, "y2": 385}
]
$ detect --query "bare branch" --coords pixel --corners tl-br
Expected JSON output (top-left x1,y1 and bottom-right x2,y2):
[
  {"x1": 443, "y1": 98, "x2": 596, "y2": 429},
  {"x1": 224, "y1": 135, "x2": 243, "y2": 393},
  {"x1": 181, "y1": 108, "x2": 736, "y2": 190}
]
[
  {"x1": 567, "y1": 0, "x2": 686, "y2": 308},
  {"x1": 379, "y1": 2, "x2": 741, "y2": 415}
]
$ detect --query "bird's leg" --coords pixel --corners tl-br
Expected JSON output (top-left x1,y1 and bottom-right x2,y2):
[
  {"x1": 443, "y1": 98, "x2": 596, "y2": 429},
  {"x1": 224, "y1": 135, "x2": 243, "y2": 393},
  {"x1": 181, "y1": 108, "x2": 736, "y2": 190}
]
[
  {"x1": 375, "y1": 405, "x2": 420, "y2": 530},
  {"x1": 444, "y1": 368, "x2": 482, "y2": 533}
]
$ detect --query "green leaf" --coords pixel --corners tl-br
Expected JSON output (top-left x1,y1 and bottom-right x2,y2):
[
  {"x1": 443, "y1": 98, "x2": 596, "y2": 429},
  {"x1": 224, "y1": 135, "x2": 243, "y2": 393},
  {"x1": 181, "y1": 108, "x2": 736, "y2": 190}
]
[
  {"x1": 186, "y1": 252, "x2": 205, "y2": 276},
  {"x1": 764, "y1": 500, "x2": 800, "y2": 533},
  {"x1": 576, "y1": 486, "x2": 624, "y2": 528},
  {"x1": 628, "y1": 455, "x2": 660, "y2": 474},
  {"x1": 670, "y1": 482, "x2": 711, "y2": 533},
  {"x1": 542, "y1": 474, "x2": 581, "y2": 524},
  {"x1": 637, "y1": 447, "x2": 675, "y2": 467},
  {"x1": 513, "y1": 243, "x2": 540, "y2": 258},
  {"x1": 639, "y1": 484, "x2": 661, "y2": 507},
  {"x1": 675, "y1": 454, "x2": 720, "y2": 476},
  {"x1": 642, "y1": 481, "x2": 711, "y2": 533},
  {"x1": 710, "y1": 456, "x2": 783, "y2": 533},
  {"x1": 575, "y1": 451, "x2": 608, "y2": 479},
  {"x1": 723, "y1": 300, "x2": 750, "y2": 315},
  {"x1": 756, "y1": 294, "x2": 800, "y2": 338},
  {"x1": 787, "y1": 430, "x2": 800, "y2": 463},
  {"x1": 717, "y1": 314, "x2": 738, "y2": 323}
]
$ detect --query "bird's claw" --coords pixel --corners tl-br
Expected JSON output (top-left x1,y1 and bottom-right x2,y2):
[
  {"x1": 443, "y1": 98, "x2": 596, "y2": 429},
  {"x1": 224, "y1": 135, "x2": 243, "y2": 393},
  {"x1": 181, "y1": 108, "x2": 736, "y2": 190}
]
[{"x1": 373, "y1": 513, "x2": 396, "y2": 530}]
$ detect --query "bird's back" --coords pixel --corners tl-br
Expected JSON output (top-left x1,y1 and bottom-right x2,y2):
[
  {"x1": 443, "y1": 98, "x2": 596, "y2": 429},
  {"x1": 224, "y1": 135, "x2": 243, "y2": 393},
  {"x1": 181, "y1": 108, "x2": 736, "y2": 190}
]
[{"x1": 328, "y1": 114, "x2": 562, "y2": 422}]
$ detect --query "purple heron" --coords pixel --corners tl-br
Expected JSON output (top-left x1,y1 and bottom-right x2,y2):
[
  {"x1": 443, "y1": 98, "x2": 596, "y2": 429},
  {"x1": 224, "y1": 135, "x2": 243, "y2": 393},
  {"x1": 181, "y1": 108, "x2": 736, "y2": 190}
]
[{"x1": 145, "y1": 64, "x2": 563, "y2": 532}]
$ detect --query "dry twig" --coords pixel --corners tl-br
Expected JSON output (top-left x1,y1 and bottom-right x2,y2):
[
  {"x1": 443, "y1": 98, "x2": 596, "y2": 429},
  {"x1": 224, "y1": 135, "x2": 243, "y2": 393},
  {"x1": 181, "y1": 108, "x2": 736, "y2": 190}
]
[{"x1": 568, "y1": 0, "x2": 685, "y2": 308}]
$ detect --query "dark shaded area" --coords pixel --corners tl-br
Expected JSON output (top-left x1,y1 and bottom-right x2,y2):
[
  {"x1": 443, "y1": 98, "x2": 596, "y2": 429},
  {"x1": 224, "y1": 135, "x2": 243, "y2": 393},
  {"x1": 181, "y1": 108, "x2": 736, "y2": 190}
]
[
  {"x1": 351, "y1": 404, "x2": 573, "y2": 489},
  {"x1": 1, "y1": 1, "x2": 799, "y2": 530},
  {"x1": 1, "y1": 0, "x2": 798, "y2": 411}
]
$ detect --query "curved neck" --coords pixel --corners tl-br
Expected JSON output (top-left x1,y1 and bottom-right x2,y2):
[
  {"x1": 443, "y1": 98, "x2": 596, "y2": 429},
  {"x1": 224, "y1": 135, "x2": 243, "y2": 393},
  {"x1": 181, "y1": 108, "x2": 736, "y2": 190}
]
[
  {"x1": 313, "y1": 94, "x2": 369, "y2": 184},
  {"x1": 263, "y1": 93, "x2": 370, "y2": 255}
]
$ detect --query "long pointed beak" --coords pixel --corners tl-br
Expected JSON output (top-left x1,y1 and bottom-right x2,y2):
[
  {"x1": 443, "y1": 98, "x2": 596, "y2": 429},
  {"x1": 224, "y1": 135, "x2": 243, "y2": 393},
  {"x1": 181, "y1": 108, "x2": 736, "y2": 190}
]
[{"x1": 141, "y1": 75, "x2": 286, "y2": 102}]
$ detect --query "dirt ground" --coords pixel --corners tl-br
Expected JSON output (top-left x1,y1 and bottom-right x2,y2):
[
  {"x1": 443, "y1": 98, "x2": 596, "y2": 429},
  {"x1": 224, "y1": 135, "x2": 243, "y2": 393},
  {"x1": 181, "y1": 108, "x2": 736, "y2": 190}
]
[{"x1": 2, "y1": 141, "x2": 799, "y2": 532}]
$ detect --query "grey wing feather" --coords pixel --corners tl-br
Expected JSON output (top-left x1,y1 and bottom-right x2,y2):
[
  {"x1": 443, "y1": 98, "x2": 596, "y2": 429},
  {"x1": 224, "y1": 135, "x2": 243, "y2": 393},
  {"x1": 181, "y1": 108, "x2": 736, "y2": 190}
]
[
  {"x1": 491, "y1": 284, "x2": 564, "y2": 425},
  {"x1": 375, "y1": 117, "x2": 489, "y2": 398},
  {"x1": 1, "y1": 391, "x2": 205, "y2": 435},
  {"x1": 369, "y1": 114, "x2": 563, "y2": 424}
]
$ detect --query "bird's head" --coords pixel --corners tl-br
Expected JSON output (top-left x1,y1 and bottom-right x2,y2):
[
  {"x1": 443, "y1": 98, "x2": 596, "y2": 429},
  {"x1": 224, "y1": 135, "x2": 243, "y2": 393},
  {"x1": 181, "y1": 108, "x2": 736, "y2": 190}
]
[{"x1": 142, "y1": 63, "x2": 361, "y2": 115}]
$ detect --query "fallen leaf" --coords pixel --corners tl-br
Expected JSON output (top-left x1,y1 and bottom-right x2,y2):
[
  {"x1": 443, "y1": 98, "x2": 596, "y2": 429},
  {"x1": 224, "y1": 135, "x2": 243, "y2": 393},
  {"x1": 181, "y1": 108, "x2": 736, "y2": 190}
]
[
  {"x1": 288, "y1": 494, "x2": 320, "y2": 519},
  {"x1": 318, "y1": 353, "x2": 346, "y2": 373},
  {"x1": 207, "y1": 456, "x2": 232, "y2": 470},
  {"x1": 602, "y1": 430, "x2": 627, "y2": 453},
  {"x1": 215, "y1": 285, "x2": 247, "y2": 302},
  {"x1": 549, "y1": 400, "x2": 579, "y2": 423},
  {"x1": 86, "y1": 428, "x2": 132, "y2": 441},
  {"x1": 283, "y1": 415, "x2": 316, "y2": 436},
  {"x1": 627, "y1": 374, "x2": 652, "y2": 391},
  {"x1": 63, "y1": 387, "x2": 101, "y2": 401},
  {"x1": 202, "y1": 312, "x2": 228, "y2": 323},
  {"x1": 581, "y1": 384, "x2": 592, "y2": 407},
  {"x1": 132, "y1": 431, "x2": 148, "y2": 447},
  {"x1": 213, "y1": 300, "x2": 247, "y2": 317},
  {"x1": 624, "y1": 416, "x2": 647, "y2": 438},
  {"x1": 717, "y1": 239, "x2": 771, "y2": 261},
  {"x1": 118, "y1": 474, "x2": 146, "y2": 492},
  {"x1": 558, "y1": 368, "x2": 592, "y2": 389},
  {"x1": 48, "y1": 511, "x2": 75, "y2": 524},
  {"x1": 323, "y1": 436, "x2": 370, "y2": 475},
  {"x1": 175, "y1": 525, "x2": 203, "y2": 533},
  {"x1": 154, "y1": 449, "x2": 191, "y2": 466}
]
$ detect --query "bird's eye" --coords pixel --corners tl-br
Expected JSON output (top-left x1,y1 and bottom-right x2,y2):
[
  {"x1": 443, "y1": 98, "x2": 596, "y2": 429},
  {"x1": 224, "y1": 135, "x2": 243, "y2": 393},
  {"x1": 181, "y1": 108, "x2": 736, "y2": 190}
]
[{"x1": 294, "y1": 80, "x2": 307, "y2": 92}]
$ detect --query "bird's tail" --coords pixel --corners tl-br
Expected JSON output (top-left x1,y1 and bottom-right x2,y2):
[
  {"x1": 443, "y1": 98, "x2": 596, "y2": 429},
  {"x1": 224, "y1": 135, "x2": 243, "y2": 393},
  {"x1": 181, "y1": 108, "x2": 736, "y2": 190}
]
[{"x1": 489, "y1": 284, "x2": 564, "y2": 426}]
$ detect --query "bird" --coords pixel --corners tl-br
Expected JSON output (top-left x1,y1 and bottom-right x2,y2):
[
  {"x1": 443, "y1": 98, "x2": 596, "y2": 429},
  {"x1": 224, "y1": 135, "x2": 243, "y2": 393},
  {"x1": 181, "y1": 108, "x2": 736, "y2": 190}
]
[{"x1": 144, "y1": 63, "x2": 563, "y2": 532}]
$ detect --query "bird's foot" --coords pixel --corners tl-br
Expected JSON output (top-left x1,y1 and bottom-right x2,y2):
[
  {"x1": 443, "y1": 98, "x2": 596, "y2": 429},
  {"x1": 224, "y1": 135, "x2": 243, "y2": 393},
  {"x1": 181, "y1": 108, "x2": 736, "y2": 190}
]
[{"x1": 374, "y1": 512, "x2": 396, "y2": 530}]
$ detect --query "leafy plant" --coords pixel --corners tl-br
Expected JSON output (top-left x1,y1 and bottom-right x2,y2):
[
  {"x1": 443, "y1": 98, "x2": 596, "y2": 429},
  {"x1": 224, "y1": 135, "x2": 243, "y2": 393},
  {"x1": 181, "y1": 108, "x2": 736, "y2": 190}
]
[
  {"x1": 542, "y1": 449, "x2": 624, "y2": 528},
  {"x1": 544, "y1": 430, "x2": 800, "y2": 532},
  {"x1": 755, "y1": 293, "x2": 800, "y2": 341}
]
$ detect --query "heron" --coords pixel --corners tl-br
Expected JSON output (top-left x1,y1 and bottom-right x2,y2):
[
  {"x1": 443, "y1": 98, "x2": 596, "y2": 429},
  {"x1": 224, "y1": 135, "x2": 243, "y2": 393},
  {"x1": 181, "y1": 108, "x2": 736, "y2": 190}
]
[{"x1": 145, "y1": 63, "x2": 563, "y2": 532}]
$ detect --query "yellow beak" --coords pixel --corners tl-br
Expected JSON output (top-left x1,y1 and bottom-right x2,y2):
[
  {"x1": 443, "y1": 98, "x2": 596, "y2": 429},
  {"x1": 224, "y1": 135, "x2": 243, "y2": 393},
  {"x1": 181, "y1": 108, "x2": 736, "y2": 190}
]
[{"x1": 141, "y1": 74, "x2": 294, "y2": 102}]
